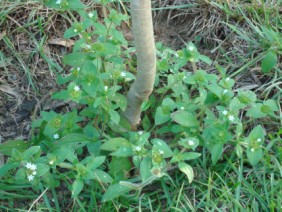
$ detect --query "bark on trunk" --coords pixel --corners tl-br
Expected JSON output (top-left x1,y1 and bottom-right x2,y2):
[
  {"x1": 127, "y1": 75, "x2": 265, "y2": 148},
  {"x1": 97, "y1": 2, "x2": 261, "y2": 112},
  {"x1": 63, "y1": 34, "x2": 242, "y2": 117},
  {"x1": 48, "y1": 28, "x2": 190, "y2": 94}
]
[{"x1": 122, "y1": 0, "x2": 156, "y2": 127}]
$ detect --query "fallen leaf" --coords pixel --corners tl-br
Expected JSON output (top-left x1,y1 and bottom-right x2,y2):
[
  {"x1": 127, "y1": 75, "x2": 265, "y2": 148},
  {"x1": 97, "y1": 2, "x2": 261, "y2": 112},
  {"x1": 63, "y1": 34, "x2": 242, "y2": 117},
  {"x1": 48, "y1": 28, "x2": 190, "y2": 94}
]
[{"x1": 48, "y1": 38, "x2": 75, "y2": 48}]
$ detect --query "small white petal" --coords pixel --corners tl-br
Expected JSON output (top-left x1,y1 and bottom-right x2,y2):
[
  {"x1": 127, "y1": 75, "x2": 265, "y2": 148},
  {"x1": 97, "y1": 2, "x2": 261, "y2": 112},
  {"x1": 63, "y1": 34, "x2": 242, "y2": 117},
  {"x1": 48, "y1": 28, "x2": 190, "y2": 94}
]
[
  {"x1": 188, "y1": 140, "x2": 195, "y2": 146},
  {"x1": 138, "y1": 131, "x2": 143, "y2": 135},
  {"x1": 77, "y1": 67, "x2": 80, "y2": 71},
  {"x1": 27, "y1": 175, "x2": 34, "y2": 181},
  {"x1": 25, "y1": 163, "x2": 32, "y2": 169},
  {"x1": 104, "y1": 86, "x2": 108, "y2": 91},
  {"x1": 257, "y1": 138, "x2": 262, "y2": 142},
  {"x1": 56, "y1": 0, "x2": 61, "y2": 4},
  {"x1": 222, "y1": 110, "x2": 228, "y2": 115},
  {"x1": 135, "y1": 146, "x2": 142, "y2": 151},
  {"x1": 32, "y1": 171, "x2": 37, "y2": 176},
  {"x1": 251, "y1": 148, "x2": 255, "y2": 152},
  {"x1": 121, "y1": 72, "x2": 126, "y2": 77},
  {"x1": 223, "y1": 89, "x2": 228, "y2": 94},
  {"x1": 226, "y1": 77, "x2": 230, "y2": 81},
  {"x1": 228, "y1": 115, "x2": 235, "y2": 122},
  {"x1": 159, "y1": 150, "x2": 164, "y2": 155},
  {"x1": 188, "y1": 46, "x2": 195, "y2": 51},
  {"x1": 53, "y1": 134, "x2": 59, "y2": 139},
  {"x1": 49, "y1": 161, "x2": 54, "y2": 165},
  {"x1": 180, "y1": 107, "x2": 184, "y2": 110},
  {"x1": 74, "y1": 85, "x2": 80, "y2": 91},
  {"x1": 74, "y1": 29, "x2": 78, "y2": 33},
  {"x1": 88, "y1": 13, "x2": 94, "y2": 18},
  {"x1": 29, "y1": 164, "x2": 37, "y2": 171}
]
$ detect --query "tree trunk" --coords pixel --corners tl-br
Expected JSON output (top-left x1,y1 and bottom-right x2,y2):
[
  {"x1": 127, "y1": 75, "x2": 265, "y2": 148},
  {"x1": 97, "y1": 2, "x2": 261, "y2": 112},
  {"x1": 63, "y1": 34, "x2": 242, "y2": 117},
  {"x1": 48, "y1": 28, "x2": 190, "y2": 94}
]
[{"x1": 122, "y1": 0, "x2": 156, "y2": 128}]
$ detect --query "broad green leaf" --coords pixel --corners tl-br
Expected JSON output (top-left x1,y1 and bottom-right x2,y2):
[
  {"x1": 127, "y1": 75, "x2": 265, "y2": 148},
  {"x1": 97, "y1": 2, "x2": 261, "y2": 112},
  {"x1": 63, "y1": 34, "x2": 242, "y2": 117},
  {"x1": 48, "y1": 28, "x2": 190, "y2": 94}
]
[
  {"x1": 86, "y1": 156, "x2": 105, "y2": 170},
  {"x1": 93, "y1": 170, "x2": 113, "y2": 183},
  {"x1": 53, "y1": 133, "x2": 90, "y2": 148},
  {"x1": 100, "y1": 137, "x2": 130, "y2": 151},
  {"x1": 211, "y1": 143, "x2": 223, "y2": 165},
  {"x1": 181, "y1": 152, "x2": 201, "y2": 161},
  {"x1": 151, "y1": 139, "x2": 173, "y2": 158},
  {"x1": 109, "y1": 110, "x2": 120, "y2": 124},
  {"x1": 102, "y1": 184, "x2": 131, "y2": 202},
  {"x1": 109, "y1": 157, "x2": 131, "y2": 178},
  {"x1": 199, "y1": 54, "x2": 212, "y2": 65},
  {"x1": 111, "y1": 147, "x2": 133, "y2": 157},
  {"x1": 140, "y1": 157, "x2": 152, "y2": 182},
  {"x1": 36, "y1": 163, "x2": 50, "y2": 177},
  {"x1": 72, "y1": 180, "x2": 84, "y2": 198},
  {"x1": 23, "y1": 146, "x2": 41, "y2": 159},
  {"x1": 247, "y1": 148, "x2": 262, "y2": 166},
  {"x1": 248, "y1": 125, "x2": 264, "y2": 142},
  {"x1": 178, "y1": 137, "x2": 199, "y2": 151},
  {"x1": 155, "y1": 107, "x2": 171, "y2": 126},
  {"x1": 63, "y1": 52, "x2": 89, "y2": 67},
  {"x1": 178, "y1": 161, "x2": 194, "y2": 183},
  {"x1": 171, "y1": 111, "x2": 199, "y2": 127},
  {"x1": 0, "y1": 140, "x2": 29, "y2": 156},
  {"x1": 261, "y1": 51, "x2": 277, "y2": 73},
  {"x1": 0, "y1": 162, "x2": 19, "y2": 178}
]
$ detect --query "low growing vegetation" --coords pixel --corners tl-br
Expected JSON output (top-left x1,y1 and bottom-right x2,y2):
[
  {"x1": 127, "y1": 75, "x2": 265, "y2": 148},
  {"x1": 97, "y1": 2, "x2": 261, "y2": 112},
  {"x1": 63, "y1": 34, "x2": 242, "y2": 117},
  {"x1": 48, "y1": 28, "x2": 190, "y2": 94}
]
[{"x1": 0, "y1": 0, "x2": 281, "y2": 211}]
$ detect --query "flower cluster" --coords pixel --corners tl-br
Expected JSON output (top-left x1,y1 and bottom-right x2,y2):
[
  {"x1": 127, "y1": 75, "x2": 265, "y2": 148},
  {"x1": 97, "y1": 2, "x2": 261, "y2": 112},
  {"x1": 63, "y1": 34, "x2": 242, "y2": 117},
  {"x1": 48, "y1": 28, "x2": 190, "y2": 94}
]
[{"x1": 25, "y1": 162, "x2": 37, "y2": 181}]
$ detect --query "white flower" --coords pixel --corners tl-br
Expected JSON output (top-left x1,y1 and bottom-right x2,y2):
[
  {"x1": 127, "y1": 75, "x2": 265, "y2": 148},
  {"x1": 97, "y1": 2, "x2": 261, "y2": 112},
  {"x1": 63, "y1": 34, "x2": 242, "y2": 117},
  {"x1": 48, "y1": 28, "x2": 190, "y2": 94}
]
[
  {"x1": 74, "y1": 85, "x2": 80, "y2": 91},
  {"x1": 53, "y1": 134, "x2": 59, "y2": 140},
  {"x1": 26, "y1": 163, "x2": 37, "y2": 171},
  {"x1": 104, "y1": 86, "x2": 108, "y2": 91},
  {"x1": 135, "y1": 146, "x2": 142, "y2": 152},
  {"x1": 77, "y1": 67, "x2": 80, "y2": 71},
  {"x1": 180, "y1": 107, "x2": 184, "y2": 110},
  {"x1": 74, "y1": 29, "x2": 78, "y2": 33},
  {"x1": 257, "y1": 138, "x2": 262, "y2": 142},
  {"x1": 56, "y1": 0, "x2": 61, "y2": 4},
  {"x1": 228, "y1": 115, "x2": 235, "y2": 122},
  {"x1": 25, "y1": 162, "x2": 33, "y2": 169},
  {"x1": 159, "y1": 150, "x2": 164, "y2": 155},
  {"x1": 223, "y1": 89, "x2": 228, "y2": 94},
  {"x1": 222, "y1": 110, "x2": 228, "y2": 115},
  {"x1": 85, "y1": 44, "x2": 91, "y2": 49},
  {"x1": 188, "y1": 45, "x2": 195, "y2": 51},
  {"x1": 138, "y1": 131, "x2": 143, "y2": 135},
  {"x1": 27, "y1": 175, "x2": 34, "y2": 181},
  {"x1": 188, "y1": 140, "x2": 195, "y2": 146},
  {"x1": 183, "y1": 76, "x2": 187, "y2": 80},
  {"x1": 226, "y1": 77, "x2": 230, "y2": 81},
  {"x1": 49, "y1": 160, "x2": 54, "y2": 165},
  {"x1": 121, "y1": 72, "x2": 126, "y2": 77},
  {"x1": 88, "y1": 12, "x2": 94, "y2": 18},
  {"x1": 29, "y1": 164, "x2": 37, "y2": 171},
  {"x1": 32, "y1": 171, "x2": 37, "y2": 176},
  {"x1": 251, "y1": 148, "x2": 255, "y2": 152}
]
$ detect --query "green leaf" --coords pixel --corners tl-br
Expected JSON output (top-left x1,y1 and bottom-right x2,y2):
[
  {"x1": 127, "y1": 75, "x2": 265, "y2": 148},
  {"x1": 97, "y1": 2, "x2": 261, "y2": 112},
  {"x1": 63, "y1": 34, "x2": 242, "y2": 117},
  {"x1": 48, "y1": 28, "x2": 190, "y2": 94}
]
[
  {"x1": 151, "y1": 139, "x2": 173, "y2": 158},
  {"x1": 261, "y1": 51, "x2": 277, "y2": 73},
  {"x1": 178, "y1": 161, "x2": 194, "y2": 183},
  {"x1": 86, "y1": 156, "x2": 105, "y2": 170},
  {"x1": 109, "y1": 157, "x2": 131, "y2": 178},
  {"x1": 109, "y1": 110, "x2": 120, "y2": 124},
  {"x1": 102, "y1": 184, "x2": 131, "y2": 202},
  {"x1": 199, "y1": 54, "x2": 212, "y2": 65},
  {"x1": 53, "y1": 133, "x2": 90, "y2": 148},
  {"x1": 93, "y1": 170, "x2": 113, "y2": 183},
  {"x1": 111, "y1": 147, "x2": 133, "y2": 157},
  {"x1": 247, "y1": 148, "x2": 262, "y2": 166},
  {"x1": 248, "y1": 125, "x2": 264, "y2": 142},
  {"x1": 63, "y1": 52, "x2": 89, "y2": 67},
  {"x1": 36, "y1": 163, "x2": 50, "y2": 177},
  {"x1": 140, "y1": 157, "x2": 152, "y2": 182},
  {"x1": 72, "y1": 180, "x2": 84, "y2": 198},
  {"x1": 23, "y1": 146, "x2": 41, "y2": 159},
  {"x1": 155, "y1": 107, "x2": 171, "y2": 126},
  {"x1": 0, "y1": 162, "x2": 19, "y2": 178},
  {"x1": 181, "y1": 152, "x2": 201, "y2": 161},
  {"x1": 0, "y1": 140, "x2": 29, "y2": 156},
  {"x1": 211, "y1": 143, "x2": 223, "y2": 165},
  {"x1": 100, "y1": 137, "x2": 130, "y2": 151},
  {"x1": 171, "y1": 111, "x2": 199, "y2": 127}
]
